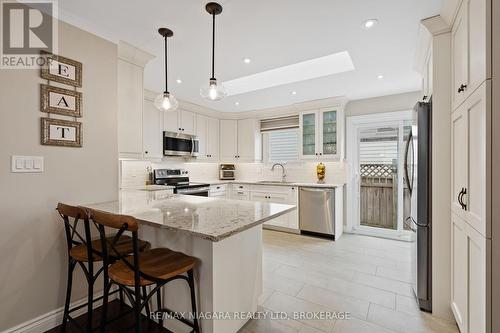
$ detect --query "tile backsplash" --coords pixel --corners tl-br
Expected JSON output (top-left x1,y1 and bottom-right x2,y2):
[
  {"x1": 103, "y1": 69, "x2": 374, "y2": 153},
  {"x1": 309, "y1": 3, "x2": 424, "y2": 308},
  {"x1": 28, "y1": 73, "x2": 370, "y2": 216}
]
[{"x1": 120, "y1": 159, "x2": 348, "y2": 189}]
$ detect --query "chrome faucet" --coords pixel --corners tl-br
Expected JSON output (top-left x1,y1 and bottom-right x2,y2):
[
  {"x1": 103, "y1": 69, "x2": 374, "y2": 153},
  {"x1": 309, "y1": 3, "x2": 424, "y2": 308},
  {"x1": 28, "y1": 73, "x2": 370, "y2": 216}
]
[{"x1": 271, "y1": 163, "x2": 286, "y2": 182}]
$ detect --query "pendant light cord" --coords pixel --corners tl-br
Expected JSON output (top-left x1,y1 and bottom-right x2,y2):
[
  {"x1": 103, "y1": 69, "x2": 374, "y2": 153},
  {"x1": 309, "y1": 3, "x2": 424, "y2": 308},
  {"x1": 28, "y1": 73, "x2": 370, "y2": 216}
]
[
  {"x1": 211, "y1": 13, "x2": 216, "y2": 80},
  {"x1": 164, "y1": 35, "x2": 169, "y2": 93}
]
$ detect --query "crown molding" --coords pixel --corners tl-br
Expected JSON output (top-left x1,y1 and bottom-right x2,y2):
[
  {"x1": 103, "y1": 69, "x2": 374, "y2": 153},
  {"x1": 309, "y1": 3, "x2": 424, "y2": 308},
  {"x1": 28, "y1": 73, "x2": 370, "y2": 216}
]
[{"x1": 118, "y1": 41, "x2": 155, "y2": 67}]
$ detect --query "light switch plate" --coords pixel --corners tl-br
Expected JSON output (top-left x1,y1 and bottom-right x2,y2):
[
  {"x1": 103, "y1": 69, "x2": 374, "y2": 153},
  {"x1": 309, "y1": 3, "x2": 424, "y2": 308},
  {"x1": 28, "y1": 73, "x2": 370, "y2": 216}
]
[{"x1": 11, "y1": 156, "x2": 44, "y2": 173}]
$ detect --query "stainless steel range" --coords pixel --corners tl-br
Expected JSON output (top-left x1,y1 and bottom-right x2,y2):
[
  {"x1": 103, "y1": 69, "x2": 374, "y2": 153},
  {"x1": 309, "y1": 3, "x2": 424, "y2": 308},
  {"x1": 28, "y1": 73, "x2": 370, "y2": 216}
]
[{"x1": 153, "y1": 169, "x2": 210, "y2": 196}]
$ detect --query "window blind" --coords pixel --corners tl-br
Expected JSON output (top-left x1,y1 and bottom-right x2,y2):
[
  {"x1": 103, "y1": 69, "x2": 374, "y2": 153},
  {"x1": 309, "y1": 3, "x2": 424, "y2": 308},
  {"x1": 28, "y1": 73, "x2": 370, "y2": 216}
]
[
  {"x1": 260, "y1": 115, "x2": 299, "y2": 132},
  {"x1": 267, "y1": 128, "x2": 299, "y2": 162}
]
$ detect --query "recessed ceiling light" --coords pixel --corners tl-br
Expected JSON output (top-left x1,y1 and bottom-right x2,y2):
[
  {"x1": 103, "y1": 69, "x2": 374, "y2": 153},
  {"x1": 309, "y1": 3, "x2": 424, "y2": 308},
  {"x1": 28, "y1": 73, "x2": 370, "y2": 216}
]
[
  {"x1": 235, "y1": 102, "x2": 240, "y2": 106},
  {"x1": 243, "y1": 58, "x2": 251, "y2": 64},
  {"x1": 176, "y1": 79, "x2": 182, "y2": 83},
  {"x1": 223, "y1": 51, "x2": 355, "y2": 96},
  {"x1": 377, "y1": 74, "x2": 384, "y2": 79},
  {"x1": 362, "y1": 19, "x2": 378, "y2": 29},
  {"x1": 291, "y1": 91, "x2": 297, "y2": 95}
]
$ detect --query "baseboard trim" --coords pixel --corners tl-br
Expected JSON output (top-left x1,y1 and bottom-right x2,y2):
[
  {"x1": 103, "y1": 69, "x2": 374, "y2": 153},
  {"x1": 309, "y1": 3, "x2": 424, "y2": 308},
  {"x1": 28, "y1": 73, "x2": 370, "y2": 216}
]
[{"x1": 2, "y1": 289, "x2": 117, "y2": 333}]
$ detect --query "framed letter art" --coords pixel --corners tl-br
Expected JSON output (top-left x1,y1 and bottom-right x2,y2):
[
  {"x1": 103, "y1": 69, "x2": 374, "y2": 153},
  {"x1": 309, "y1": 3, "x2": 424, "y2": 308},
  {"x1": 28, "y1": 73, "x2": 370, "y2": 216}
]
[
  {"x1": 41, "y1": 118, "x2": 82, "y2": 147},
  {"x1": 40, "y1": 52, "x2": 82, "y2": 87},
  {"x1": 40, "y1": 84, "x2": 82, "y2": 117}
]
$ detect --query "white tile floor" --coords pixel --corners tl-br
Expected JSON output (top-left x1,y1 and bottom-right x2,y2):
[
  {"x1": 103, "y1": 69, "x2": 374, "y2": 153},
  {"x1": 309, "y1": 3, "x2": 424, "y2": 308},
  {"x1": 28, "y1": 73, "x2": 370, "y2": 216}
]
[{"x1": 239, "y1": 230, "x2": 459, "y2": 333}]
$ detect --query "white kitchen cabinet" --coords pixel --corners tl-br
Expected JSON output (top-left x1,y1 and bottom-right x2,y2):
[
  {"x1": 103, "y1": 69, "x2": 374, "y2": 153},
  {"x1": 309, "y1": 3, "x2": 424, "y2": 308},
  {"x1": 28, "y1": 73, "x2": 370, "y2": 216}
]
[
  {"x1": 237, "y1": 119, "x2": 262, "y2": 161},
  {"x1": 422, "y1": 47, "x2": 433, "y2": 100},
  {"x1": 163, "y1": 109, "x2": 196, "y2": 135},
  {"x1": 299, "y1": 109, "x2": 343, "y2": 160},
  {"x1": 451, "y1": 213, "x2": 490, "y2": 333},
  {"x1": 250, "y1": 184, "x2": 298, "y2": 231},
  {"x1": 220, "y1": 120, "x2": 238, "y2": 160},
  {"x1": 209, "y1": 184, "x2": 228, "y2": 198},
  {"x1": 231, "y1": 189, "x2": 250, "y2": 201},
  {"x1": 451, "y1": 82, "x2": 489, "y2": 237},
  {"x1": 251, "y1": 191, "x2": 289, "y2": 228},
  {"x1": 163, "y1": 110, "x2": 179, "y2": 133},
  {"x1": 142, "y1": 94, "x2": 163, "y2": 159},
  {"x1": 118, "y1": 60, "x2": 144, "y2": 158},
  {"x1": 220, "y1": 119, "x2": 261, "y2": 162},
  {"x1": 451, "y1": 0, "x2": 490, "y2": 110},
  {"x1": 196, "y1": 115, "x2": 219, "y2": 161}
]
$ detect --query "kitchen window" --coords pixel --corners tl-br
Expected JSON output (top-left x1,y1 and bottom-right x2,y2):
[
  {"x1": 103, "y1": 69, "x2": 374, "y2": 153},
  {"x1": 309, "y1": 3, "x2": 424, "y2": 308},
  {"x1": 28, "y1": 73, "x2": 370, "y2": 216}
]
[{"x1": 263, "y1": 128, "x2": 300, "y2": 163}]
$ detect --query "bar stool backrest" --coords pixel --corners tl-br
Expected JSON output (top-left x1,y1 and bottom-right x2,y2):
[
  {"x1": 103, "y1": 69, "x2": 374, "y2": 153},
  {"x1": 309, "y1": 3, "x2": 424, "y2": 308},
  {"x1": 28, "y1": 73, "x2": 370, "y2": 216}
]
[
  {"x1": 86, "y1": 209, "x2": 142, "y2": 280},
  {"x1": 57, "y1": 202, "x2": 96, "y2": 261}
]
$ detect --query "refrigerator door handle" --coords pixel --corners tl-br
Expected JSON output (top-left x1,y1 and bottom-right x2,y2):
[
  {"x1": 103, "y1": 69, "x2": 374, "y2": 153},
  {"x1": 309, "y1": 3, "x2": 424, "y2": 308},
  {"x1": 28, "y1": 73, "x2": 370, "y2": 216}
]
[{"x1": 403, "y1": 133, "x2": 412, "y2": 193}]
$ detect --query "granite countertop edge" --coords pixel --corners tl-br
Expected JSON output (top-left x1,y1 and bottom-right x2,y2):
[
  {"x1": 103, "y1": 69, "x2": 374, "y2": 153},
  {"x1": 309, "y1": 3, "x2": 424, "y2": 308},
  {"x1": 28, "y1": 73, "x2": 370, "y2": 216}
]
[{"x1": 134, "y1": 204, "x2": 297, "y2": 242}]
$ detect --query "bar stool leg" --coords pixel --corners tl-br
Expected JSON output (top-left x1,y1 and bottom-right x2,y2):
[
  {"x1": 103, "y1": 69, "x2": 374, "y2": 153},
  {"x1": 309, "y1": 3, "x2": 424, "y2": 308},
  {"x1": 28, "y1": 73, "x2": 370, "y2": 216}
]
[
  {"x1": 134, "y1": 284, "x2": 142, "y2": 333},
  {"x1": 99, "y1": 270, "x2": 110, "y2": 333},
  {"x1": 142, "y1": 286, "x2": 151, "y2": 318},
  {"x1": 61, "y1": 259, "x2": 76, "y2": 332},
  {"x1": 156, "y1": 286, "x2": 163, "y2": 327},
  {"x1": 86, "y1": 262, "x2": 94, "y2": 333},
  {"x1": 187, "y1": 269, "x2": 200, "y2": 333}
]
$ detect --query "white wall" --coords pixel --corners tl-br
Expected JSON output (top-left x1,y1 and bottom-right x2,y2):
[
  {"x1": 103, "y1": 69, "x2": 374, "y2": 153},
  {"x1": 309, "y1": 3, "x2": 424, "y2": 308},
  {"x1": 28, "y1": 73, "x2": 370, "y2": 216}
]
[
  {"x1": 0, "y1": 21, "x2": 118, "y2": 331},
  {"x1": 345, "y1": 91, "x2": 421, "y2": 116}
]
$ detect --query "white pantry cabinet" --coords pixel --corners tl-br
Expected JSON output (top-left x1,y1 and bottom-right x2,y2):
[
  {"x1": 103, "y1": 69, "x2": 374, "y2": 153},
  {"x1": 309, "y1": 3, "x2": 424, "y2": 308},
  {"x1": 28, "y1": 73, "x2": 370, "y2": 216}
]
[
  {"x1": 299, "y1": 109, "x2": 343, "y2": 160},
  {"x1": 451, "y1": 213, "x2": 489, "y2": 333},
  {"x1": 196, "y1": 114, "x2": 219, "y2": 161},
  {"x1": 163, "y1": 109, "x2": 196, "y2": 135},
  {"x1": 142, "y1": 94, "x2": 163, "y2": 159},
  {"x1": 220, "y1": 119, "x2": 261, "y2": 162},
  {"x1": 451, "y1": 0, "x2": 490, "y2": 110},
  {"x1": 117, "y1": 42, "x2": 154, "y2": 159},
  {"x1": 451, "y1": 81, "x2": 490, "y2": 237}
]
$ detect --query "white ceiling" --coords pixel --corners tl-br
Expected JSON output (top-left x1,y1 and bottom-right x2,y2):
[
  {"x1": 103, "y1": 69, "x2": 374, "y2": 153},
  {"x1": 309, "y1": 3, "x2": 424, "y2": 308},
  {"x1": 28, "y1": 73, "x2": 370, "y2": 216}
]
[{"x1": 58, "y1": 0, "x2": 441, "y2": 112}]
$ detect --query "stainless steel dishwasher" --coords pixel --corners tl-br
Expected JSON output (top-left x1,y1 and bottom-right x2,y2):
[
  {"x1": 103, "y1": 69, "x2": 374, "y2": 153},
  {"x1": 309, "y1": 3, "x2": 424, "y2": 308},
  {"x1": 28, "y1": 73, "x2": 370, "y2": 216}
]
[{"x1": 299, "y1": 187, "x2": 335, "y2": 239}]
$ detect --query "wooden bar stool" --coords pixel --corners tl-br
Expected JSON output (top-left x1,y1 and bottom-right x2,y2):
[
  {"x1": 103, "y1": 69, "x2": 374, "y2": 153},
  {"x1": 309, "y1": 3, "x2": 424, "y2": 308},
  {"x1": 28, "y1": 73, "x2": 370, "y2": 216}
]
[
  {"x1": 57, "y1": 203, "x2": 150, "y2": 332},
  {"x1": 88, "y1": 209, "x2": 200, "y2": 333}
]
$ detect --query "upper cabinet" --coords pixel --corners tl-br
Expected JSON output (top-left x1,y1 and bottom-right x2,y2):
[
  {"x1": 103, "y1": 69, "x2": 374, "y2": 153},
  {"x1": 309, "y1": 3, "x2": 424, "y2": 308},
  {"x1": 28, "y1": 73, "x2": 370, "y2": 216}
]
[
  {"x1": 143, "y1": 91, "x2": 164, "y2": 159},
  {"x1": 220, "y1": 119, "x2": 262, "y2": 162},
  {"x1": 422, "y1": 47, "x2": 433, "y2": 100},
  {"x1": 117, "y1": 42, "x2": 154, "y2": 159},
  {"x1": 299, "y1": 109, "x2": 343, "y2": 160},
  {"x1": 163, "y1": 109, "x2": 196, "y2": 136},
  {"x1": 196, "y1": 114, "x2": 219, "y2": 161},
  {"x1": 451, "y1": 0, "x2": 490, "y2": 110}
]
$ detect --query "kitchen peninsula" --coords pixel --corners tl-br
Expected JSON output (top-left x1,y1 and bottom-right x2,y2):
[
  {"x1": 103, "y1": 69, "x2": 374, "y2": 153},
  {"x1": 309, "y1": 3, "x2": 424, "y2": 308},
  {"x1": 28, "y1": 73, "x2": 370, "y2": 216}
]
[{"x1": 81, "y1": 190, "x2": 295, "y2": 333}]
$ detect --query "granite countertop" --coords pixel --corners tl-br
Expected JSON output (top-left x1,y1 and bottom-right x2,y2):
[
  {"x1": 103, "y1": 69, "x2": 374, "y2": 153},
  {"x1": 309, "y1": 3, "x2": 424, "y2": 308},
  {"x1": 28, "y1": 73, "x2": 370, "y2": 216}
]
[
  {"x1": 133, "y1": 185, "x2": 175, "y2": 191},
  {"x1": 202, "y1": 180, "x2": 345, "y2": 188},
  {"x1": 81, "y1": 190, "x2": 295, "y2": 242}
]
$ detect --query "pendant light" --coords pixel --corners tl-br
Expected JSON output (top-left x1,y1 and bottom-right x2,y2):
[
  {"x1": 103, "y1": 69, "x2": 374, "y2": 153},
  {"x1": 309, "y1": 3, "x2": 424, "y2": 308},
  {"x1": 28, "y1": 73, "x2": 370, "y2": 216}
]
[
  {"x1": 154, "y1": 28, "x2": 179, "y2": 112},
  {"x1": 200, "y1": 2, "x2": 226, "y2": 101}
]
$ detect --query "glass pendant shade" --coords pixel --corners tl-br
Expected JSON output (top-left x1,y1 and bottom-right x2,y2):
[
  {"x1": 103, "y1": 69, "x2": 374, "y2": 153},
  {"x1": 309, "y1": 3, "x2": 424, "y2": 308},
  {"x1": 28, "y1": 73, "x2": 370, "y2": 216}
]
[
  {"x1": 200, "y1": 79, "x2": 226, "y2": 101},
  {"x1": 154, "y1": 92, "x2": 179, "y2": 112}
]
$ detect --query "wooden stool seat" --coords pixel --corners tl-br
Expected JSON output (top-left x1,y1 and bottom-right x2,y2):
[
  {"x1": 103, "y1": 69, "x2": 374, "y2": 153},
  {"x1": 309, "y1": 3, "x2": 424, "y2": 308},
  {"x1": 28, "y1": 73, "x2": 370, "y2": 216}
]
[
  {"x1": 108, "y1": 248, "x2": 197, "y2": 286},
  {"x1": 69, "y1": 235, "x2": 150, "y2": 262}
]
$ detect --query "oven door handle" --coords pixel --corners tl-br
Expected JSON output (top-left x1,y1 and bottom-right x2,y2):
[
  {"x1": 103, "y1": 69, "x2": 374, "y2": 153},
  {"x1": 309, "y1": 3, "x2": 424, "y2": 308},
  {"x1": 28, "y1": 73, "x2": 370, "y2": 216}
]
[{"x1": 177, "y1": 188, "x2": 210, "y2": 195}]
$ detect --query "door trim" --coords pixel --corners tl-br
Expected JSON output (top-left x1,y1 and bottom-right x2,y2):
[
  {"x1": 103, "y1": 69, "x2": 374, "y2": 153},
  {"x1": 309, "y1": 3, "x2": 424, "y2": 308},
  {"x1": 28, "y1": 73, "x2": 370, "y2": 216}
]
[{"x1": 346, "y1": 111, "x2": 413, "y2": 236}]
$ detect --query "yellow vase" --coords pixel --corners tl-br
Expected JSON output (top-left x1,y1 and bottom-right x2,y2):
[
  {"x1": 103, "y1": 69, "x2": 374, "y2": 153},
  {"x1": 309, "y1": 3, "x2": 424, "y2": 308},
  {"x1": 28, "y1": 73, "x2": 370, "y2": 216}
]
[{"x1": 316, "y1": 162, "x2": 325, "y2": 183}]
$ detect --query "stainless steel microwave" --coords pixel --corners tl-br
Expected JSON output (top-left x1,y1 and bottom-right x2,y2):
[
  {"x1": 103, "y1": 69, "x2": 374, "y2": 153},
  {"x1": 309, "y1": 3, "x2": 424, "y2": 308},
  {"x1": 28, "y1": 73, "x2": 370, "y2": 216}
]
[{"x1": 163, "y1": 131, "x2": 199, "y2": 157}]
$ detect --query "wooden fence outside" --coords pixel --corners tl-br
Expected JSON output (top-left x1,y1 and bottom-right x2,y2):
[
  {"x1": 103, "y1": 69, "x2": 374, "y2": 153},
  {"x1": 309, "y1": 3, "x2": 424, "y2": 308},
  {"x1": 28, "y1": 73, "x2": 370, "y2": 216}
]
[{"x1": 360, "y1": 164, "x2": 397, "y2": 229}]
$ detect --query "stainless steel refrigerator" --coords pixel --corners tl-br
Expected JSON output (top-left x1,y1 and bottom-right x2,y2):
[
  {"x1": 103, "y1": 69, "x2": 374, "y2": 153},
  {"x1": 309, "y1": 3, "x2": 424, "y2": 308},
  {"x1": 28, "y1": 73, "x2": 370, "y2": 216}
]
[{"x1": 404, "y1": 98, "x2": 432, "y2": 312}]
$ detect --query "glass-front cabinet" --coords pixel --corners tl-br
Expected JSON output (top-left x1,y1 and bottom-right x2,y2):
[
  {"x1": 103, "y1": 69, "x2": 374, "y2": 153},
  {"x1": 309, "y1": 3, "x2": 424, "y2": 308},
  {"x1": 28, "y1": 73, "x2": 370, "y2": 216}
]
[{"x1": 299, "y1": 109, "x2": 342, "y2": 159}]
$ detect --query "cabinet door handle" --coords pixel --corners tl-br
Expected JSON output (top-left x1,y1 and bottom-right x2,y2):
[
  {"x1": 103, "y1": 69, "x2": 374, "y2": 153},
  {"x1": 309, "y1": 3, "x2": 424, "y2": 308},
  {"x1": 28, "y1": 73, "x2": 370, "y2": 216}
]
[
  {"x1": 460, "y1": 187, "x2": 467, "y2": 210},
  {"x1": 423, "y1": 95, "x2": 428, "y2": 100},
  {"x1": 178, "y1": 128, "x2": 181, "y2": 131},
  {"x1": 457, "y1": 84, "x2": 467, "y2": 93},
  {"x1": 319, "y1": 153, "x2": 323, "y2": 155},
  {"x1": 458, "y1": 188, "x2": 464, "y2": 207},
  {"x1": 145, "y1": 151, "x2": 148, "y2": 154}
]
